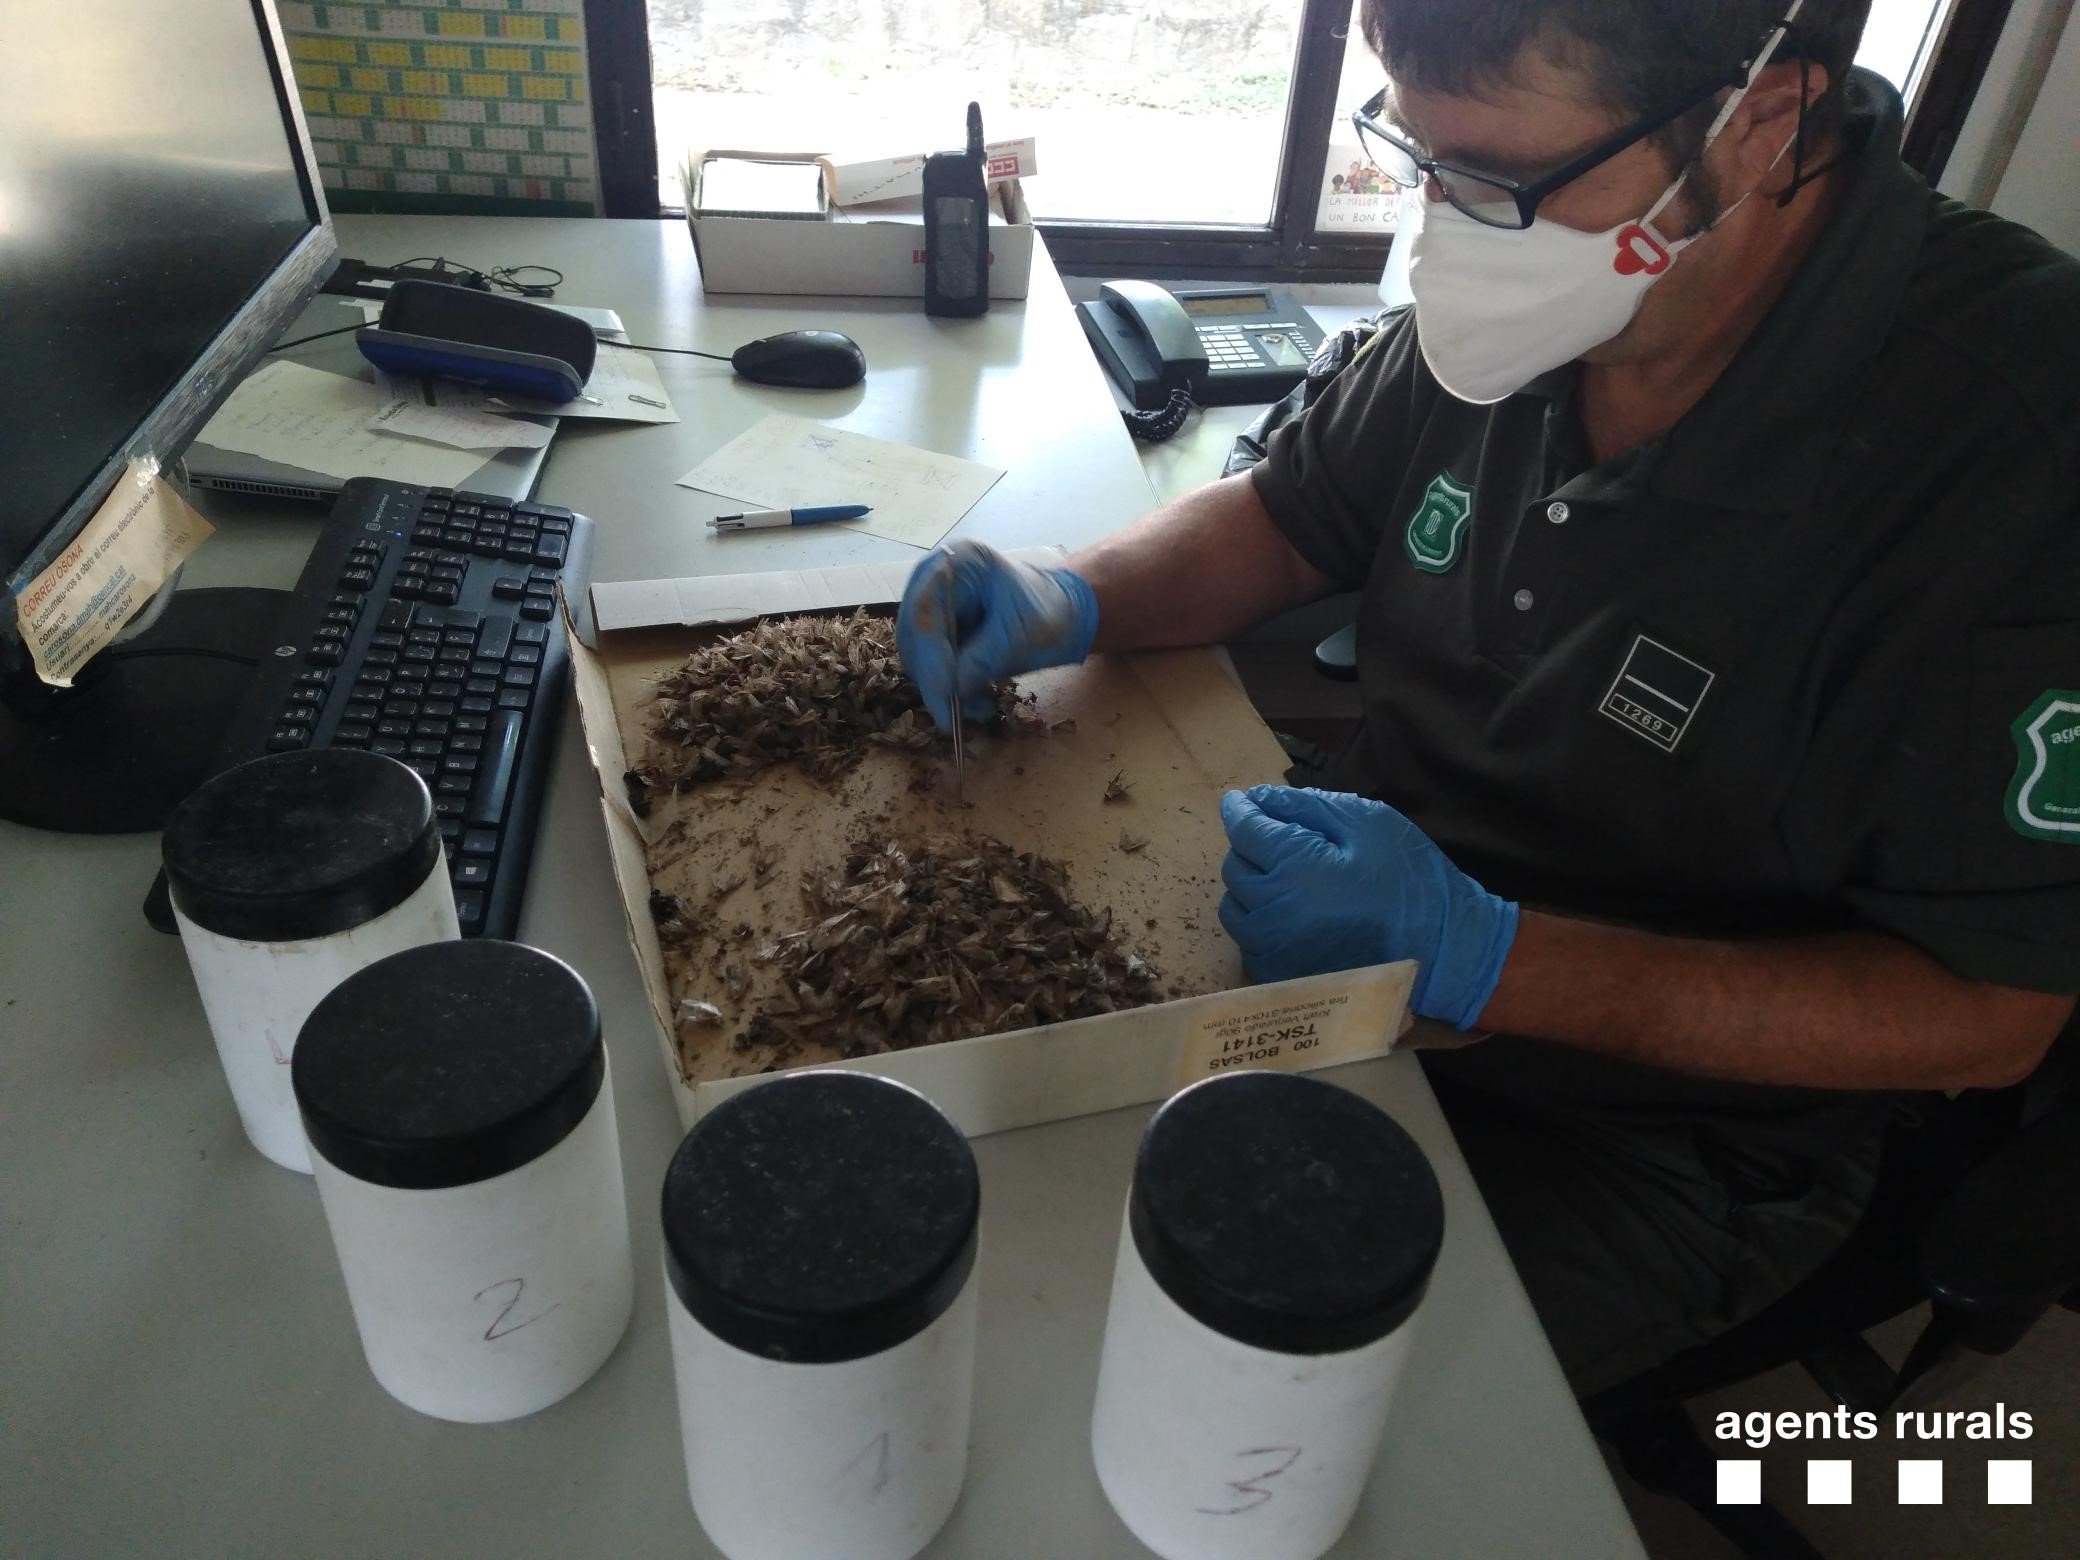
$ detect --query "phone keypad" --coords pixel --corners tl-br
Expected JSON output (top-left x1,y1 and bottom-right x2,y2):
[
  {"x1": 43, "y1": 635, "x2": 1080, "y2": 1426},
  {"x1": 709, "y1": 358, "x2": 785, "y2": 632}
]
[{"x1": 1199, "y1": 324, "x2": 1302, "y2": 373}]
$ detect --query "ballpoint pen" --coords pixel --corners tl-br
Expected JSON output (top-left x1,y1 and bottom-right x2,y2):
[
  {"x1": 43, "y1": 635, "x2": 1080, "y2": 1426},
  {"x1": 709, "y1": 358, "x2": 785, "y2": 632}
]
[{"x1": 707, "y1": 504, "x2": 873, "y2": 531}]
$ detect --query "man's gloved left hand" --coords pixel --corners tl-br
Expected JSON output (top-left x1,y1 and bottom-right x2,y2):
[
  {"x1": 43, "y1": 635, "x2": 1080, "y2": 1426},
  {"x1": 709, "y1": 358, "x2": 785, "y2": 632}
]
[{"x1": 1218, "y1": 784, "x2": 1519, "y2": 1029}]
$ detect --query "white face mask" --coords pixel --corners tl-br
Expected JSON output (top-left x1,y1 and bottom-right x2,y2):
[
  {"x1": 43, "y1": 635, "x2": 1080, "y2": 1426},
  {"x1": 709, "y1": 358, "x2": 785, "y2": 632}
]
[{"x1": 1405, "y1": 14, "x2": 1799, "y2": 405}]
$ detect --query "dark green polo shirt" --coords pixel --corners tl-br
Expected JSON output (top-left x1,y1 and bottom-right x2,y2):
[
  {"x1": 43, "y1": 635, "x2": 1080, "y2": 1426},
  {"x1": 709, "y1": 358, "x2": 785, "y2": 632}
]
[{"x1": 1253, "y1": 72, "x2": 2080, "y2": 1003}]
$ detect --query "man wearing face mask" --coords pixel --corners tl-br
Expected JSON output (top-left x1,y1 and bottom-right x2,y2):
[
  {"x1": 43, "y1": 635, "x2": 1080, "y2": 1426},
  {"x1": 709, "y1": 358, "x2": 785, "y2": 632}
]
[{"x1": 896, "y1": 0, "x2": 2080, "y2": 1393}]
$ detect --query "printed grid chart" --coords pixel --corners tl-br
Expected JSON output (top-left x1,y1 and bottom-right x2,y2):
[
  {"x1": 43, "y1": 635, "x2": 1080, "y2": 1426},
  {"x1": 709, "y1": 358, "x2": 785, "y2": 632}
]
[
  {"x1": 281, "y1": 1, "x2": 599, "y2": 215},
  {"x1": 1716, "y1": 1460, "x2": 2035, "y2": 1506}
]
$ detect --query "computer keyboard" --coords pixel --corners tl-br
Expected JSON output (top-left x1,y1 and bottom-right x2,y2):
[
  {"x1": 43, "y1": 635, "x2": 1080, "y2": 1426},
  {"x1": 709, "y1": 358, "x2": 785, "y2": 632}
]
[{"x1": 149, "y1": 476, "x2": 592, "y2": 940}]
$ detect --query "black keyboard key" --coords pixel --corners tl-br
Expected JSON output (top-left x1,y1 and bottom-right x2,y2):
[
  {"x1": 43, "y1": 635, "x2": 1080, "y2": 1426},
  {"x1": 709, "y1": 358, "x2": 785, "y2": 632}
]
[
  {"x1": 376, "y1": 720, "x2": 411, "y2": 739},
  {"x1": 461, "y1": 828, "x2": 498, "y2": 856},
  {"x1": 343, "y1": 703, "x2": 379, "y2": 725},
  {"x1": 439, "y1": 818, "x2": 462, "y2": 845},
  {"x1": 266, "y1": 728, "x2": 309, "y2": 752},
  {"x1": 288, "y1": 685, "x2": 326, "y2": 706},
  {"x1": 533, "y1": 534, "x2": 568, "y2": 568},
  {"x1": 492, "y1": 577, "x2": 525, "y2": 600},
  {"x1": 469, "y1": 710, "x2": 523, "y2": 826},
  {"x1": 442, "y1": 754, "x2": 479, "y2": 775},
  {"x1": 305, "y1": 645, "x2": 343, "y2": 666},
  {"x1": 406, "y1": 628, "x2": 441, "y2": 646},
  {"x1": 466, "y1": 677, "x2": 498, "y2": 697},
  {"x1": 514, "y1": 622, "x2": 548, "y2": 646},
  {"x1": 370, "y1": 631, "x2": 405, "y2": 650},
  {"x1": 280, "y1": 706, "x2": 317, "y2": 727},
  {"x1": 323, "y1": 605, "x2": 357, "y2": 627},
  {"x1": 519, "y1": 597, "x2": 555, "y2": 621},
  {"x1": 370, "y1": 739, "x2": 407, "y2": 758},
  {"x1": 477, "y1": 617, "x2": 513, "y2": 661},
  {"x1": 496, "y1": 688, "x2": 531, "y2": 710},
  {"x1": 454, "y1": 716, "x2": 487, "y2": 735},
  {"x1": 452, "y1": 858, "x2": 493, "y2": 888},
  {"x1": 434, "y1": 794, "x2": 465, "y2": 818},
  {"x1": 434, "y1": 658, "x2": 471, "y2": 682},
  {"x1": 402, "y1": 644, "x2": 437, "y2": 663},
  {"x1": 409, "y1": 739, "x2": 444, "y2": 759},
  {"x1": 336, "y1": 723, "x2": 373, "y2": 743},
  {"x1": 378, "y1": 599, "x2": 411, "y2": 631},
  {"x1": 471, "y1": 660, "x2": 502, "y2": 681},
  {"x1": 338, "y1": 567, "x2": 376, "y2": 592},
  {"x1": 436, "y1": 774, "x2": 473, "y2": 796},
  {"x1": 435, "y1": 552, "x2": 469, "y2": 570},
  {"x1": 441, "y1": 628, "x2": 475, "y2": 648},
  {"x1": 450, "y1": 733, "x2": 484, "y2": 754},
  {"x1": 454, "y1": 890, "x2": 485, "y2": 932},
  {"x1": 363, "y1": 646, "x2": 398, "y2": 667},
  {"x1": 538, "y1": 515, "x2": 572, "y2": 535},
  {"x1": 502, "y1": 539, "x2": 536, "y2": 562},
  {"x1": 425, "y1": 584, "x2": 460, "y2": 606},
  {"x1": 501, "y1": 665, "x2": 536, "y2": 689},
  {"x1": 424, "y1": 700, "x2": 457, "y2": 718},
  {"x1": 460, "y1": 696, "x2": 495, "y2": 716},
  {"x1": 410, "y1": 759, "x2": 441, "y2": 782},
  {"x1": 383, "y1": 700, "x2": 420, "y2": 719},
  {"x1": 507, "y1": 645, "x2": 542, "y2": 668}
]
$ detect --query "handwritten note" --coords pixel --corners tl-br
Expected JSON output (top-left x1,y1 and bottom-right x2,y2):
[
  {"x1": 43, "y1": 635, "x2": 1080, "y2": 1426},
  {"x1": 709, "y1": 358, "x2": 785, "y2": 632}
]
[
  {"x1": 193, "y1": 361, "x2": 490, "y2": 488},
  {"x1": 12, "y1": 461, "x2": 214, "y2": 686},
  {"x1": 677, "y1": 414, "x2": 1005, "y2": 549}
]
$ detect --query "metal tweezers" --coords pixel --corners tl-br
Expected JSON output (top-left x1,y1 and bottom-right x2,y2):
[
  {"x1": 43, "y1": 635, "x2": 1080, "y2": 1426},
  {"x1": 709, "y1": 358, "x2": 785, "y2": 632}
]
[{"x1": 944, "y1": 573, "x2": 965, "y2": 804}]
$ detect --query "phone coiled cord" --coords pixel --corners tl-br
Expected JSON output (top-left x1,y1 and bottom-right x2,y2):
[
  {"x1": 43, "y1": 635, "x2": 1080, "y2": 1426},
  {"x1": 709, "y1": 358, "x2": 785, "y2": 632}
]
[{"x1": 1122, "y1": 387, "x2": 1195, "y2": 444}]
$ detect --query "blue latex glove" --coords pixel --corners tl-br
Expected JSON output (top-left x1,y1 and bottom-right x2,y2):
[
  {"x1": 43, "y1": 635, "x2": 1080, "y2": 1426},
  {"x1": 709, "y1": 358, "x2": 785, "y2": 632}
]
[
  {"x1": 896, "y1": 540, "x2": 1100, "y2": 729},
  {"x1": 1218, "y1": 784, "x2": 1519, "y2": 1029}
]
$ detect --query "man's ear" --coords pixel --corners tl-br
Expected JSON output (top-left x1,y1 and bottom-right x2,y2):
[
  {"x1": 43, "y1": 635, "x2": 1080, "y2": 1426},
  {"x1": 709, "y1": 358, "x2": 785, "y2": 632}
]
[{"x1": 1720, "y1": 59, "x2": 1827, "y2": 194}]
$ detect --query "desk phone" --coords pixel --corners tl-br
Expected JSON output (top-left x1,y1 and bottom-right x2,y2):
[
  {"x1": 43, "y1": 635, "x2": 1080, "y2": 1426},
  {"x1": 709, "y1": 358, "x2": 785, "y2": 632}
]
[{"x1": 1077, "y1": 280, "x2": 1328, "y2": 411}]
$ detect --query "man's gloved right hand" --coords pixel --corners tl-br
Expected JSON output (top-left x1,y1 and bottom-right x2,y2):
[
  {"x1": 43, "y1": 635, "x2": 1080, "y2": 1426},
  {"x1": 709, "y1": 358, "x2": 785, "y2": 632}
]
[{"x1": 896, "y1": 540, "x2": 1100, "y2": 730}]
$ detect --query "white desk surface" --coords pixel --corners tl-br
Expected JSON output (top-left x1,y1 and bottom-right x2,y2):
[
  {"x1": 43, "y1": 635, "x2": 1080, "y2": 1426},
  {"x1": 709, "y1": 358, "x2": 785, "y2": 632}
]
[{"x1": 0, "y1": 216, "x2": 1641, "y2": 1559}]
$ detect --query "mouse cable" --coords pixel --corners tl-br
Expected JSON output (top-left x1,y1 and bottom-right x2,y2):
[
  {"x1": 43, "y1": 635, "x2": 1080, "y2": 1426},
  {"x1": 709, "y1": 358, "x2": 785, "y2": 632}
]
[
  {"x1": 1122, "y1": 387, "x2": 1195, "y2": 443},
  {"x1": 267, "y1": 323, "x2": 363, "y2": 352},
  {"x1": 624, "y1": 343, "x2": 734, "y2": 363}
]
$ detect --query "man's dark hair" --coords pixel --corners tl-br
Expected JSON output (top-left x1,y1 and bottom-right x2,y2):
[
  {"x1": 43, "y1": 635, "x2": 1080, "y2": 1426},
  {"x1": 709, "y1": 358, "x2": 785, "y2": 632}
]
[{"x1": 1359, "y1": 0, "x2": 1874, "y2": 153}]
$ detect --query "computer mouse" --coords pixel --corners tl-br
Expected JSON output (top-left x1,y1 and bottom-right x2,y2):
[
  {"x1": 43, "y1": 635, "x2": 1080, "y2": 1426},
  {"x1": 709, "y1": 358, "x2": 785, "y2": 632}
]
[{"x1": 730, "y1": 329, "x2": 867, "y2": 390}]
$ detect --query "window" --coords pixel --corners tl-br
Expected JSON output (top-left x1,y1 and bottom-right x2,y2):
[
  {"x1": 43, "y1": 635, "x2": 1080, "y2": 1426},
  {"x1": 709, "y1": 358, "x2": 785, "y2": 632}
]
[
  {"x1": 597, "y1": 0, "x2": 2016, "y2": 275},
  {"x1": 647, "y1": 1, "x2": 1304, "y2": 227}
]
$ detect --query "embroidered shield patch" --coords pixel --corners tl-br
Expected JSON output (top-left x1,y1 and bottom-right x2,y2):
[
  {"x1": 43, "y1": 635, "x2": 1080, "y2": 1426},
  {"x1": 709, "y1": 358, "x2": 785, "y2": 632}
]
[
  {"x1": 2005, "y1": 689, "x2": 2080, "y2": 842},
  {"x1": 1404, "y1": 471, "x2": 1474, "y2": 575}
]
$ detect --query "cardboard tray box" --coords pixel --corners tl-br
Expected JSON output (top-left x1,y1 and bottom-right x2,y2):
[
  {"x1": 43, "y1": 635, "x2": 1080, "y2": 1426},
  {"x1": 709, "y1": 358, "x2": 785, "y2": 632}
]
[
  {"x1": 572, "y1": 558, "x2": 1412, "y2": 1137},
  {"x1": 685, "y1": 150, "x2": 1035, "y2": 301}
]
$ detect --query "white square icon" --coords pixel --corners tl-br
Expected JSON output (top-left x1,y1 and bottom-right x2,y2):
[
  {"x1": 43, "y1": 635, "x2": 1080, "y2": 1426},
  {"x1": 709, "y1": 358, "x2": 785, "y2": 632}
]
[
  {"x1": 1807, "y1": 1460, "x2": 1853, "y2": 1505},
  {"x1": 1987, "y1": 1460, "x2": 2033, "y2": 1505},
  {"x1": 1898, "y1": 1460, "x2": 1944, "y2": 1505},
  {"x1": 1716, "y1": 1460, "x2": 1762, "y2": 1505}
]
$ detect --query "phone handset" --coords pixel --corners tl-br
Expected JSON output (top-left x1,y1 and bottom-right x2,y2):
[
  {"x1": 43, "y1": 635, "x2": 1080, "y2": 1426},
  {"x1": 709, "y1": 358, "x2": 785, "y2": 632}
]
[{"x1": 1097, "y1": 281, "x2": 1208, "y2": 394}]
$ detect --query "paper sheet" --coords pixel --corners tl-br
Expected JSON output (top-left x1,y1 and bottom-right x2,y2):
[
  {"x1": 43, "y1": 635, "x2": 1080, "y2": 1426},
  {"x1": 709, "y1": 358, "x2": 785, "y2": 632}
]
[
  {"x1": 428, "y1": 343, "x2": 680, "y2": 424},
  {"x1": 370, "y1": 373, "x2": 555, "y2": 450},
  {"x1": 675, "y1": 414, "x2": 1004, "y2": 549},
  {"x1": 193, "y1": 361, "x2": 491, "y2": 488},
  {"x1": 12, "y1": 461, "x2": 214, "y2": 686}
]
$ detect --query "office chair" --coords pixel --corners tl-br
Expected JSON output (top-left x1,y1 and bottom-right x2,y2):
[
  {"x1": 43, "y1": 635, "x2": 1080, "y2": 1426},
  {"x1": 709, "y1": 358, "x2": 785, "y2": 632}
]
[{"x1": 1581, "y1": 1041, "x2": 2080, "y2": 1559}]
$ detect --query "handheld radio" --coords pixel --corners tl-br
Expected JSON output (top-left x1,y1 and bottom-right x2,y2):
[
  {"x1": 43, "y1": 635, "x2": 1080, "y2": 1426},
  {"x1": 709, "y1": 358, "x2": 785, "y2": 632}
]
[{"x1": 922, "y1": 103, "x2": 991, "y2": 318}]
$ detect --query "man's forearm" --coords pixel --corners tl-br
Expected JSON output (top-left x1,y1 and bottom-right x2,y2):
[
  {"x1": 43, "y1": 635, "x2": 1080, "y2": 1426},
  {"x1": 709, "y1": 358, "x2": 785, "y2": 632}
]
[
  {"x1": 1475, "y1": 912, "x2": 2074, "y2": 1092},
  {"x1": 1069, "y1": 473, "x2": 1334, "y2": 654}
]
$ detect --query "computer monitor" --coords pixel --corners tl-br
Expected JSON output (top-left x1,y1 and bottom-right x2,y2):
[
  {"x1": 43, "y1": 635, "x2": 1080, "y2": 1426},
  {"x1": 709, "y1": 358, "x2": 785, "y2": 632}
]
[{"x1": 0, "y1": 0, "x2": 338, "y2": 832}]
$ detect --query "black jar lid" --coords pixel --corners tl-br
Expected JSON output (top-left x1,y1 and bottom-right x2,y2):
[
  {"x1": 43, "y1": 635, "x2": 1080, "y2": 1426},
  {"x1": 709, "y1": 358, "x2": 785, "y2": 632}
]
[
  {"x1": 162, "y1": 749, "x2": 439, "y2": 942},
  {"x1": 662, "y1": 1071, "x2": 980, "y2": 1365},
  {"x1": 1129, "y1": 1072, "x2": 1444, "y2": 1355},
  {"x1": 292, "y1": 940, "x2": 604, "y2": 1190}
]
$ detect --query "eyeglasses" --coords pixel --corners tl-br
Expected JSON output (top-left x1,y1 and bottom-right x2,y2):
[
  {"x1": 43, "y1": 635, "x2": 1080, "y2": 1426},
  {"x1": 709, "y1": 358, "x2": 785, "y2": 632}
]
[{"x1": 1352, "y1": 71, "x2": 1740, "y2": 230}]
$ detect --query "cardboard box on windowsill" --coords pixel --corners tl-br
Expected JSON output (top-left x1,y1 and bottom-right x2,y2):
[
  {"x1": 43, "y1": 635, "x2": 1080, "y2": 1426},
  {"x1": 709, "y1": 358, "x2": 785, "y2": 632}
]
[
  {"x1": 683, "y1": 149, "x2": 1037, "y2": 301},
  {"x1": 569, "y1": 554, "x2": 1414, "y2": 1137}
]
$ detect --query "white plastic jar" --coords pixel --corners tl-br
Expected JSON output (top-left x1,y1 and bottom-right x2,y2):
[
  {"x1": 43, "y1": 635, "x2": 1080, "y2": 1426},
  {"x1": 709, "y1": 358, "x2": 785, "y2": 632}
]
[
  {"x1": 292, "y1": 939, "x2": 634, "y2": 1423},
  {"x1": 162, "y1": 748, "x2": 458, "y2": 1172},
  {"x1": 661, "y1": 1071, "x2": 981, "y2": 1560},
  {"x1": 1090, "y1": 1071, "x2": 1445, "y2": 1560}
]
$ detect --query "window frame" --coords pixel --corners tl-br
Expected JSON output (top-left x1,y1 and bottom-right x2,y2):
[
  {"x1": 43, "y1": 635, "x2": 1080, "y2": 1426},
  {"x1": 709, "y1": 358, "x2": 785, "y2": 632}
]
[{"x1": 596, "y1": 0, "x2": 2015, "y2": 277}]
